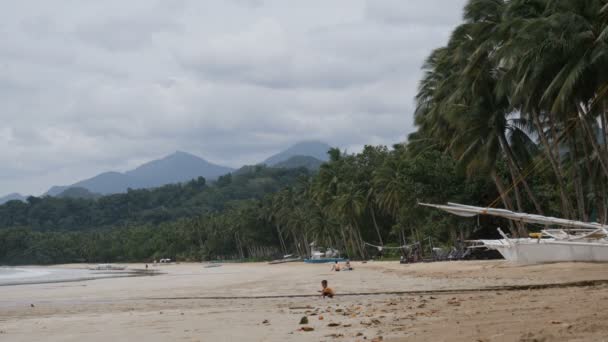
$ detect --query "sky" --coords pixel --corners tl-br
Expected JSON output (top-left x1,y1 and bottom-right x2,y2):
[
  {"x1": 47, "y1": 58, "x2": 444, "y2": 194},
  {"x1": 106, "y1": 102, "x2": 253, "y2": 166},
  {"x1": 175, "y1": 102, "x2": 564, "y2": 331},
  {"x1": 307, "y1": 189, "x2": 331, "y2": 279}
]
[{"x1": 0, "y1": 0, "x2": 467, "y2": 196}]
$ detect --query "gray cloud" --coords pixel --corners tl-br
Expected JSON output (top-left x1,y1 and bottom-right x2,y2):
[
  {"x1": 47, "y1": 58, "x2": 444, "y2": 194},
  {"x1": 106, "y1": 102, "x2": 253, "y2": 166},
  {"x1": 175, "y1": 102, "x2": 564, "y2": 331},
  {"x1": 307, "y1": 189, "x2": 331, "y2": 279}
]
[{"x1": 0, "y1": 0, "x2": 466, "y2": 195}]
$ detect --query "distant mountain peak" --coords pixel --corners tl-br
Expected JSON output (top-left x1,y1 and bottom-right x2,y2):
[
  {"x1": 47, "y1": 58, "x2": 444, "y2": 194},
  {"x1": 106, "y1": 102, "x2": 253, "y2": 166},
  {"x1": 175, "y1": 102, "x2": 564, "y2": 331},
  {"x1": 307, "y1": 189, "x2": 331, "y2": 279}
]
[
  {"x1": 0, "y1": 193, "x2": 27, "y2": 205},
  {"x1": 274, "y1": 155, "x2": 324, "y2": 170},
  {"x1": 262, "y1": 141, "x2": 332, "y2": 166},
  {"x1": 168, "y1": 150, "x2": 196, "y2": 157}
]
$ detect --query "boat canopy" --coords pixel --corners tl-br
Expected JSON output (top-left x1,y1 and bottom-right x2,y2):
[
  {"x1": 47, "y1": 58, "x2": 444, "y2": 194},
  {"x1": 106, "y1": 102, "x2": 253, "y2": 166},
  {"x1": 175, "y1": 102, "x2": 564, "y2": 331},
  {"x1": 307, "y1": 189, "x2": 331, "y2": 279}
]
[{"x1": 419, "y1": 202, "x2": 608, "y2": 230}]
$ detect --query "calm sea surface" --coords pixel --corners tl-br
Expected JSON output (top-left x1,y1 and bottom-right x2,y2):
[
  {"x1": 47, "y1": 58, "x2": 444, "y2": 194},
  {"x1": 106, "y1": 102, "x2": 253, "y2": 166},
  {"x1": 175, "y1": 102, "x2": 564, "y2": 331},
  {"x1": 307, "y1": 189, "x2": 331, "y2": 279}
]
[{"x1": 0, "y1": 266, "x2": 131, "y2": 286}]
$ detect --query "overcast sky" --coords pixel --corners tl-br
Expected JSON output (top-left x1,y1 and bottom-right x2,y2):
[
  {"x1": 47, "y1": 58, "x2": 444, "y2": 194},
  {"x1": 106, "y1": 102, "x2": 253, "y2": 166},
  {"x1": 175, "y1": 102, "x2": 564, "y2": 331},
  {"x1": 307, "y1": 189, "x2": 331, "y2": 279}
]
[{"x1": 0, "y1": 0, "x2": 466, "y2": 196}]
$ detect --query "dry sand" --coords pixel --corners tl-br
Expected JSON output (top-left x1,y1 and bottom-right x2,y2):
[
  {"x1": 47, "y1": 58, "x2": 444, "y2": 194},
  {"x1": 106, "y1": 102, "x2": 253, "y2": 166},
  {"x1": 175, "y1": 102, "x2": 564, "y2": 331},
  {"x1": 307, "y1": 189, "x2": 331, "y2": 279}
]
[{"x1": 2, "y1": 260, "x2": 608, "y2": 341}]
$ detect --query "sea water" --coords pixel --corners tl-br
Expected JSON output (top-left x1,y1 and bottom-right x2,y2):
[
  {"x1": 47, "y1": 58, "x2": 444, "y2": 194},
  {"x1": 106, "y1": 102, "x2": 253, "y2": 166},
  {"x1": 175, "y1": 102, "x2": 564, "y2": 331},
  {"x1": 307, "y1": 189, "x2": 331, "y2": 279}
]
[
  {"x1": 0, "y1": 267, "x2": 51, "y2": 282},
  {"x1": 0, "y1": 266, "x2": 130, "y2": 286}
]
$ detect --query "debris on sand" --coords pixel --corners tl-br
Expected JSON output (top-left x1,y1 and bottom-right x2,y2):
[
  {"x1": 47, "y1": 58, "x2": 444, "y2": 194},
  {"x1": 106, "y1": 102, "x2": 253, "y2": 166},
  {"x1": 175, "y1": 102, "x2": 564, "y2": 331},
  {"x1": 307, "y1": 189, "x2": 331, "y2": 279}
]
[
  {"x1": 319, "y1": 315, "x2": 324, "y2": 320},
  {"x1": 327, "y1": 323, "x2": 341, "y2": 327},
  {"x1": 290, "y1": 305, "x2": 313, "y2": 310},
  {"x1": 299, "y1": 316, "x2": 309, "y2": 324},
  {"x1": 447, "y1": 298, "x2": 461, "y2": 306},
  {"x1": 262, "y1": 319, "x2": 269, "y2": 324},
  {"x1": 300, "y1": 326, "x2": 314, "y2": 332},
  {"x1": 371, "y1": 336, "x2": 383, "y2": 342},
  {"x1": 343, "y1": 324, "x2": 352, "y2": 327},
  {"x1": 325, "y1": 333, "x2": 344, "y2": 338}
]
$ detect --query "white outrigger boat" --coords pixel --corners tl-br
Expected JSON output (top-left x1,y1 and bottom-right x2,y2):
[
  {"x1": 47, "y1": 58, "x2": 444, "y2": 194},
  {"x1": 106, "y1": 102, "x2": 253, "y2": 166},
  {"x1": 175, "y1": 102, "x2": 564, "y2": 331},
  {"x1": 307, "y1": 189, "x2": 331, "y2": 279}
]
[
  {"x1": 420, "y1": 202, "x2": 608, "y2": 263},
  {"x1": 304, "y1": 242, "x2": 346, "y2": 263}
]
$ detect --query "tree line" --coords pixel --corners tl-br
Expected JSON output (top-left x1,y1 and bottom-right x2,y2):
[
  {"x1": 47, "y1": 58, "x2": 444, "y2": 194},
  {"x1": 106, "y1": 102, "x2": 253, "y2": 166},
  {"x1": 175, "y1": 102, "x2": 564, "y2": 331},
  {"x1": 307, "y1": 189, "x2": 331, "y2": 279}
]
[{"x1": 0, "y1": 145, "x2": 501, "y2": 264}]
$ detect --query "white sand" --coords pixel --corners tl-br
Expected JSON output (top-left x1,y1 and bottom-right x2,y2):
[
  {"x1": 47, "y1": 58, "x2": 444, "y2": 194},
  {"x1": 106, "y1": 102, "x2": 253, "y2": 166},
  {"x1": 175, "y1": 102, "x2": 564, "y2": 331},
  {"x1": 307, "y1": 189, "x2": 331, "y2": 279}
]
[{"x1": 2, "y1": 261, "x2": 608, "y2": 341}]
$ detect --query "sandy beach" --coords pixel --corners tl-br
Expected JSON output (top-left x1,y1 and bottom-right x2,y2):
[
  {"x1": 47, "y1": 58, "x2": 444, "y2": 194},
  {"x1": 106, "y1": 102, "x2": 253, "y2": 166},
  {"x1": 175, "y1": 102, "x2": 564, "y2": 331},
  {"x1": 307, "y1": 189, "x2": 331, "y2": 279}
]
[{"x1": 2, "y1": 261, "x2": 608, "y2": 341}]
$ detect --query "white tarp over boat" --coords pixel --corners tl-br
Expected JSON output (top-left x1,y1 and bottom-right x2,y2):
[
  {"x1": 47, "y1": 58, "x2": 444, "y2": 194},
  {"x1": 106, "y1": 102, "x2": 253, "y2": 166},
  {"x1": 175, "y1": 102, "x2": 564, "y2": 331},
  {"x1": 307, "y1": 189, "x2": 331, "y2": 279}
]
[{"x1": 419, "y1": 202, "x2": 608, "y2": 230}]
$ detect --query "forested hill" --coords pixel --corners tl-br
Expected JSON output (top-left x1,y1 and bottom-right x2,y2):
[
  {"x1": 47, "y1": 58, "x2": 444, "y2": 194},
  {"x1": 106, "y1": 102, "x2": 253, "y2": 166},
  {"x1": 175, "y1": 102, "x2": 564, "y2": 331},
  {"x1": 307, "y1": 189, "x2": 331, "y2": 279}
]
[{"x1": 0, "y1": 166, "x2": 311, "y2": 232}]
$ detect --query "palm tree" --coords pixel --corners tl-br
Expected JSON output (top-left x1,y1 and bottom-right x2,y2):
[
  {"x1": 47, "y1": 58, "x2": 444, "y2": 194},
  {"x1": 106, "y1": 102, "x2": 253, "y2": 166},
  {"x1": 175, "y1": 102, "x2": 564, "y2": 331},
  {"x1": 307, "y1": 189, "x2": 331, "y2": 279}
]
[
  {"x1": 331, "y1": 182, "x2": 367, "y2": 258},
  {"x1": 414, "y1": 0, "x2": 543, "y2": 235}
]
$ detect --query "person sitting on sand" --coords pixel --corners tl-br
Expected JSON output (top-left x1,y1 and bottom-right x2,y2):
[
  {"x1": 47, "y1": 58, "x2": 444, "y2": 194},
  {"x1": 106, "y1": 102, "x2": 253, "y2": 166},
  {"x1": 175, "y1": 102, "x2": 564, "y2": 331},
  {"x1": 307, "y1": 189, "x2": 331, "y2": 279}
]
[
  {"x1": 330, "y1": 261, "x2": 341, "y2": 272},
  {"x1": 344, "y1": 260, "x2": 353, "y2": 271},
  {"x1": 319, "y1": 280, "x2": 334, "y2": 298}
]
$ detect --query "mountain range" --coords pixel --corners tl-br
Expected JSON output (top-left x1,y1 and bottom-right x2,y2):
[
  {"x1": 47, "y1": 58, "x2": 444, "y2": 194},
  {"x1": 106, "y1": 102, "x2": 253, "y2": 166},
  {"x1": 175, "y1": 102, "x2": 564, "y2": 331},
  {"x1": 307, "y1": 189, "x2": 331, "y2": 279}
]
[
  {"x1": 1, "y1": 140, "x2": 332, "y2": 202},
  {"x1": 46, "y1": 151, "x2": 235, "y2": 196}
]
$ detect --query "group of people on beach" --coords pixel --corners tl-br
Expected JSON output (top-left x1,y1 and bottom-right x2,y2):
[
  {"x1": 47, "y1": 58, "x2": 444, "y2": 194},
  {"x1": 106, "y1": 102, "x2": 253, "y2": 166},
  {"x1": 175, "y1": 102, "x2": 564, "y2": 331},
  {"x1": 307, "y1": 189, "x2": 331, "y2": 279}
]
[{"x1": 330, "y1": 260, "x2": 352, "y2": 272}]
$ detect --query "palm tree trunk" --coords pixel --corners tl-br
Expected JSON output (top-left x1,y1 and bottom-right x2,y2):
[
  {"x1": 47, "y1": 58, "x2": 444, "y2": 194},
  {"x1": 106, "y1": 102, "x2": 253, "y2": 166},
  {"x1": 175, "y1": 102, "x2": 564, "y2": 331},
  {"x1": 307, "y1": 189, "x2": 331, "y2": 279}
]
[
  {"x1": 498, "y1": 133, "x2": 544, "y2": 215},
  {"x1": 302, "y1": 231, "x2": 310, "y2": 258},
  {"x1": 546, "y1": 112, "x2": 561, "y2": 164},
  {"x1": 491, "y1": 170, "x2": 519, "y2": 237},
  {"x1": 576, "y1": 103, "x2": 608, "y2": 178},
  {"x1": 600, "y1": 104, "x2": 608, "y2": 152},
  {"x1": 339, "y1": 226, "x2": 351, "y2": 257},
  {"x1": 291, "y1": 231, "x2": 302, "y2": 257},
  {"x1": 601, "y1": 180, "x2": 608, "y2": 225},
  {"x1": 530, "y1": 110, "x2": 575, "y2": 218},
  {"x1": 275, "y1": 224, "x2": 287, "y2": 255},
  {"x1": 579, "y1": 128, "x2": 597, "y2": 220},
  {"x1": 369, "y1": 206, "x2": 384, "y2": 246},
  {"x1": 350, "y1": 222, "x2": 367, "y2": 259},
  {"x1": 500, "y1": 149, "x2": 527, "y2": 236},
  {"x1": 568, "y1": 135, "x2": 588, "y2": 221}
]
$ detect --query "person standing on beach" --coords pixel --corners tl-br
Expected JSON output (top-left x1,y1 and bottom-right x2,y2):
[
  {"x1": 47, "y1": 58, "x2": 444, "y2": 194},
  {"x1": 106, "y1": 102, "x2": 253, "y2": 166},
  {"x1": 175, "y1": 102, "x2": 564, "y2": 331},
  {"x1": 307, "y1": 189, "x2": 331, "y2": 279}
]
[{"x1": 319, "y1": 280, "x2": 335, "y2": 298}]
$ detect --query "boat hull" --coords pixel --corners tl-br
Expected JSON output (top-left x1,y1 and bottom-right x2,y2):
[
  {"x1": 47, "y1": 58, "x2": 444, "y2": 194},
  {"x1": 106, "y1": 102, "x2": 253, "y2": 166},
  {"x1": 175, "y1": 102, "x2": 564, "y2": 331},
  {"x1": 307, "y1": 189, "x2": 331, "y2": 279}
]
[
  {"x1": 482, "y1": 239, "x2": 608, "y2": 263},
  {"x1": 304, "y1": 258, "x2": 346, "y2": 264}
]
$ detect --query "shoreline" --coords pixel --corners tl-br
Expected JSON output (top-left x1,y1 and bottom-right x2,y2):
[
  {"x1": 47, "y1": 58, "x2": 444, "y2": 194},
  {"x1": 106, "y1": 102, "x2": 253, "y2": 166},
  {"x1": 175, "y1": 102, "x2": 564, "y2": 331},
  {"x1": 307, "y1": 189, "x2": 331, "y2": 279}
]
[
  {"x1": 0, "y1": 265, "x2": 161, "y2": 287},
  {"x1": 0, "y1": 270, "x2": 161, "y2": 287}
]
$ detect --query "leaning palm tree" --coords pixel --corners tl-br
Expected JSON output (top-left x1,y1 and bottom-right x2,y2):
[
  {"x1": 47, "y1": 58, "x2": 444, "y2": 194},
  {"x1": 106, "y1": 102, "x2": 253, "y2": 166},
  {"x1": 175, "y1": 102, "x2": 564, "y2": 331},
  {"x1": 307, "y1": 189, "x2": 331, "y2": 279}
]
[
  {"x1": 498, "y1": 0, "x2": 608, "y2": 220},
  {"x1": 331, "y1": 182, "x2": 367, "y2": 259},
  {"x1": 414, "y1": 0, "x2": 542, "y2": 235}
]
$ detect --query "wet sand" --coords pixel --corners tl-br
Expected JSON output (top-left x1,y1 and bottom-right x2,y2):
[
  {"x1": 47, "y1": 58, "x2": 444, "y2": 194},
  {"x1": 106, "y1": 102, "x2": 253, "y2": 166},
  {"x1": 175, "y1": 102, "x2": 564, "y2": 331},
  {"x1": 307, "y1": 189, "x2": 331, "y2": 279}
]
[{"x1": 1, "y1": 261, "x2": 608, "y2": 341}]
